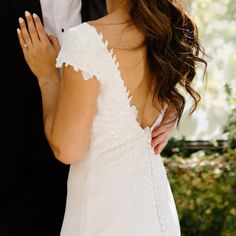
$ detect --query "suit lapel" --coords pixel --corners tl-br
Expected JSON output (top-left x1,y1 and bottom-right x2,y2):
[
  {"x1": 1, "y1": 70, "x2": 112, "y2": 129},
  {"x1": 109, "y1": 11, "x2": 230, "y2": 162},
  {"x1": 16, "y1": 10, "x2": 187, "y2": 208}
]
[
  {"x1": 81, "y1": 0, "x2": 107, "y2": 22},
  {"x1": 11, "y1": 0, "x2": 43, "y2": 23}
]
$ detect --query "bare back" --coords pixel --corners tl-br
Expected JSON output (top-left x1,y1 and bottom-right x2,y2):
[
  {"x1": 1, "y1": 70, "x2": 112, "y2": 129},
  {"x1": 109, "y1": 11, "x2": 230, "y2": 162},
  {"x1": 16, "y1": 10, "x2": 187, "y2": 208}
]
[{"x1": 88, "y1": 15, "x2": 162, "y2": 129}]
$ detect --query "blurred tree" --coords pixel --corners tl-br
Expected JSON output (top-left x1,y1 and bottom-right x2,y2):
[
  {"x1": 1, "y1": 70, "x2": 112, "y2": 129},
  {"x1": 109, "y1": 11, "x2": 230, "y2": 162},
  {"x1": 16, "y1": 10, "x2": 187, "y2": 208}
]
[{"x1": 174, "y1": 0, "x2": 236, "y2": 141}]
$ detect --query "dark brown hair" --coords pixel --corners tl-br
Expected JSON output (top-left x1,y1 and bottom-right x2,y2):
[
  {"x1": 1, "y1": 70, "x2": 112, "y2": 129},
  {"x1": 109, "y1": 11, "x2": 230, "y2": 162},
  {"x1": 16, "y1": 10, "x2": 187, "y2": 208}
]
[{"x1": 129, "y1": 0, "x2": 207, "y2": 124}]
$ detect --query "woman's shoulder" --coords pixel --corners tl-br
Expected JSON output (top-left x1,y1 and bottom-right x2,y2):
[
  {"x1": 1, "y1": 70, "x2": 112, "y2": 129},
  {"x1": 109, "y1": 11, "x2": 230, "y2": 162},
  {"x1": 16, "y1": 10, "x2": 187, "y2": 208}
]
[
  {"x1": 57, "y1": 21, "x2": 111, "y2": 79},
  {"x1": 86, "y1": 18, "x2": 145, "y2": 51},
  {"x1": 85, "y1": 17, "x2": 127, "y2": 49},
  {"x1": 61, "y1": 22, "x2": 107, "y2": 55}
]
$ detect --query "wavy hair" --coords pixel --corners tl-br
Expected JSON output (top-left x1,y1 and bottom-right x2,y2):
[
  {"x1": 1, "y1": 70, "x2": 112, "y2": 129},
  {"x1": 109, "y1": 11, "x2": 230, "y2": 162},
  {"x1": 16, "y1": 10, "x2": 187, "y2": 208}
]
[{"x1": 129, "y1": 0, "x2": 207, "y2": 124}]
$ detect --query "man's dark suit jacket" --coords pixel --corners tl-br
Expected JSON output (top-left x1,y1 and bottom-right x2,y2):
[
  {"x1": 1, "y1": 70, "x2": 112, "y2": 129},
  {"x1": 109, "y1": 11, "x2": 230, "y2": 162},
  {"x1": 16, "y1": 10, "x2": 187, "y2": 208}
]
[{"x1": 0, "y1": 1, "x2": 106, "y2": 235}]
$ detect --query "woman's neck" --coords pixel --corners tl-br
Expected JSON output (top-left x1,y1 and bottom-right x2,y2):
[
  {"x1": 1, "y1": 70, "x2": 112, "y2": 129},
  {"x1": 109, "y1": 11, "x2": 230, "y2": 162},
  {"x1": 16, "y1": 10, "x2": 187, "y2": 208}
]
[
  {"x1": 106, "y1": 0, "x2": 128, "y2": 13},
  {"x1": 105, "y1": 0, "x2": 130, "y2": 24}
]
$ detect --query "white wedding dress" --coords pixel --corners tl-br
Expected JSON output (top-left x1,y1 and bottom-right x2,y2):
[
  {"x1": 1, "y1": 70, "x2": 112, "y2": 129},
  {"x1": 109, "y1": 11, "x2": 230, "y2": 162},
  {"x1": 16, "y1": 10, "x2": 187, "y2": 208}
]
[{"x1": 56, "y1": 22, "x2": 181, "y2": 236}]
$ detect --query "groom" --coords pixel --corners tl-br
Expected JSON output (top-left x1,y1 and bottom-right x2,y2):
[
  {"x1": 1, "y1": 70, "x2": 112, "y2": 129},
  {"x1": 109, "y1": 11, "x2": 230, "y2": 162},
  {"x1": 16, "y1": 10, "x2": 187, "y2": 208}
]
[
  {"x1": 1, "y1": 1, "x2": 106, "y2": 236},
  {"x1": 0, "y1": 0, "x2": 174, "y2": 235}
]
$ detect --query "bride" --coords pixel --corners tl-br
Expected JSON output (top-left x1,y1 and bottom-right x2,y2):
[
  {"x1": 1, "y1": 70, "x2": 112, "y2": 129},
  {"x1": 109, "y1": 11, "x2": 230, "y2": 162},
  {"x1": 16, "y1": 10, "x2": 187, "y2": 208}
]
[{"x1": 17, "y1": 0, "x2": 206, "y2": 235}]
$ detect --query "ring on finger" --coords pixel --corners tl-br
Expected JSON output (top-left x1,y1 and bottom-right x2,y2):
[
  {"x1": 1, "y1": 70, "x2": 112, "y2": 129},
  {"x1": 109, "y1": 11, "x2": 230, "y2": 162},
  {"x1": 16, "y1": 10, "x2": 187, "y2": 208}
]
[{"x1": 23, "y1": 43, "x2": 28, "y2": 48}]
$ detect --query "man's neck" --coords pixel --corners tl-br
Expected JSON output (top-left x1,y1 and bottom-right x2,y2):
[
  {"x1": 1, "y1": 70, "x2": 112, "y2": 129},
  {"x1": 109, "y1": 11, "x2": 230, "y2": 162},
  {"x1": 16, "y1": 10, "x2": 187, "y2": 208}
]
[{"x1": 106, "y1": 0, "x2": 129, "y2": 14}]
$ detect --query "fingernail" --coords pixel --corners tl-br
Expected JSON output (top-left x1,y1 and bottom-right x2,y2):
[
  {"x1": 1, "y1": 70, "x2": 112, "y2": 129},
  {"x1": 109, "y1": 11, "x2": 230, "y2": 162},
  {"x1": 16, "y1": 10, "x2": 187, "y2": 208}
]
[
  {"x1": 33, "y1": 13, "x2": 38, "y2": 18},
  {"x1": 19, "y1": 17, "x2": 24, "y2": 23},
  {"x1": 17, "y1": 28, "x2": 21, "y2": 34},
  {"x1": 25, "y1": 11, "x2": 30, "y2": 17}
]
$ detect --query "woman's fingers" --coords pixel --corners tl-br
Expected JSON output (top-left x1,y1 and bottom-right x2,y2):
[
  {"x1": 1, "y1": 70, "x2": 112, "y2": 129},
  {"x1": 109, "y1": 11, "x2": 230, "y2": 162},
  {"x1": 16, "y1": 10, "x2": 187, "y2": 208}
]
[
  {"x1": 32, "y1": 13, "x2": 48, "y2": 42},
  {"x1": 17, "y1": 28, "x2": 28, "y2": 53},
  {"x1": 18, "y1": 17, "x2": 32, "y2": 47},
  {"x1": 24, "y1": 11, "x2": 40, "y2": 43},
  {"x1": 18, "y1": 11, "x2": 49, "y2": 48}
]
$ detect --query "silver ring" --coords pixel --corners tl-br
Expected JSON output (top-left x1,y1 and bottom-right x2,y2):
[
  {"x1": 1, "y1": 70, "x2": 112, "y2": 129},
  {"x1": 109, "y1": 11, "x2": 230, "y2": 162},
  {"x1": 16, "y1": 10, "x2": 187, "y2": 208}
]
[{"x1": 23, "y1": 43, "x2": 28, "y2": 48}]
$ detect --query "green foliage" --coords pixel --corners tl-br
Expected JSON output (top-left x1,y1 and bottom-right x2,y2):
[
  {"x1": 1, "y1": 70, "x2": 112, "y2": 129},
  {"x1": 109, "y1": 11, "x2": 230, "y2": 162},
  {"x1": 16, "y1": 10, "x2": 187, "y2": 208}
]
[
  {"x1": 223, "y1": 108, "x2": 236, "y2": 149},
  {"x1": 162, "y1": 82, "x2": 236, "y2": 235},
  {"x1": 161, "y1": 136, "x2": 188, "y2": 158},
  {"x1": 223, "y1": 84, "x2": 236, "y2": 149},
  {"x1": 163, "y1": 149, "x2": 236, "y2": 236}
]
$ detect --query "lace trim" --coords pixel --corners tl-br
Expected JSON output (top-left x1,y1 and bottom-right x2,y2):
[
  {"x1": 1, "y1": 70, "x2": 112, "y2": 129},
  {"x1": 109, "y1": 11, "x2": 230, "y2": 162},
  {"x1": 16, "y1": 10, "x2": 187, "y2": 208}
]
[
  {"x1": 149, "y1": 145, "x2": 172, "y2": 234},
  {"x1": 56, "y1": 59, "x2": 97, "y2": 81}
]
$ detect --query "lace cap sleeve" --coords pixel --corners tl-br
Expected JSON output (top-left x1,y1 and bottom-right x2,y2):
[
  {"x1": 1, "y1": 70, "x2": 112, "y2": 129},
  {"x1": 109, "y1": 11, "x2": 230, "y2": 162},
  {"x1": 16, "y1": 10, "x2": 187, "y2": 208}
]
[{"x1": 56, "y1": 23, "x2": 104, "y2": 81}]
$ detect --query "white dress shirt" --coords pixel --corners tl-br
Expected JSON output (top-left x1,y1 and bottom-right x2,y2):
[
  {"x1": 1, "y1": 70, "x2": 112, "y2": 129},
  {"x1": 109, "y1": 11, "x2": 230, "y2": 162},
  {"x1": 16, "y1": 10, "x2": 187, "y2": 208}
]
[{"x1": 40, "y1": 0, "x2": 82, "y2": 44}]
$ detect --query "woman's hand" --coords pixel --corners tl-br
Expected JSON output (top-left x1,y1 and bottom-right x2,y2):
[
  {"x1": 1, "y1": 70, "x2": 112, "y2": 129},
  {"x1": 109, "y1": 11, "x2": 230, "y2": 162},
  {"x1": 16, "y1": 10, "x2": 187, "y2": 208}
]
[{"x1": 17, "y1": 11, "x2": 60, "y2": 82}]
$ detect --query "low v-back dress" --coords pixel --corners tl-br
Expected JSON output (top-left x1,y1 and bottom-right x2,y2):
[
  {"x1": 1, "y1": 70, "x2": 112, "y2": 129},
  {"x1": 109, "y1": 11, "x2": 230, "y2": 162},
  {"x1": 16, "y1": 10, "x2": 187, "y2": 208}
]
[{"x1": 56, "y1": 23, "x2": 181, "y2": 236}]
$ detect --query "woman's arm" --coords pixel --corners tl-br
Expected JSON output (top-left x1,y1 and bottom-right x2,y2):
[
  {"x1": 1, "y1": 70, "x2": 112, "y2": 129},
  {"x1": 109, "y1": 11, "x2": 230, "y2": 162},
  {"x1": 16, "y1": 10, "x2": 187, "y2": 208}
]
[
  {"x1": 51, "y1": 67, "x2": 99, "y2": 164},
  {"x1": 17, "y1": 11, "x2": 99, "y2": 164},
  {"x1": 17, "y1": 12, "x2": 60, "y2": 137}
]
